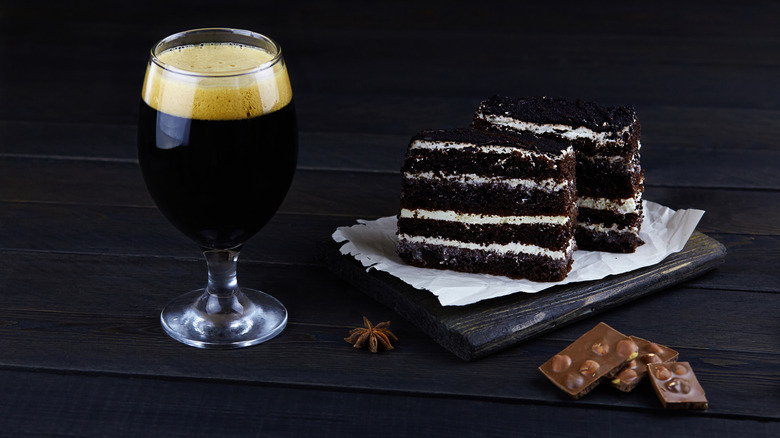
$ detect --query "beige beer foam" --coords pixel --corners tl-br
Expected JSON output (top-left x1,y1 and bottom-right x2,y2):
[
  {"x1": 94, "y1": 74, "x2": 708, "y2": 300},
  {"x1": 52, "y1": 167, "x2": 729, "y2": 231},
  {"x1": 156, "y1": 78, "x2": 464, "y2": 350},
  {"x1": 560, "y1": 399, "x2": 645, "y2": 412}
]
[{"x1": 142, "y1": 43, "x2": 292, "y2": 120}]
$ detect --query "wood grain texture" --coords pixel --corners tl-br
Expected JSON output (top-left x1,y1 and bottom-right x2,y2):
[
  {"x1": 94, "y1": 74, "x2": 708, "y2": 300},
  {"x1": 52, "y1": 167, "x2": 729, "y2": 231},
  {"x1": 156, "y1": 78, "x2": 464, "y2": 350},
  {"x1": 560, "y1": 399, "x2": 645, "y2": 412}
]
[
  {"x1": 2, "y1": 369, "x2": 776, "y2": 438},
  {"x1": 2, "y1": 0, "x2": 779, "y2": 434},
  {"x1": 3, "y1": 158, "x2": 780, "y2": 234},
  {"x1": 1, "y1": 308, "x2": 778, "y2": 419},
  {"x1": 0, "y1": 251, "x2": 776, "y2": 355},
  {"x1": 321, "y1": 232, "x2": 727, "y2": 360}
]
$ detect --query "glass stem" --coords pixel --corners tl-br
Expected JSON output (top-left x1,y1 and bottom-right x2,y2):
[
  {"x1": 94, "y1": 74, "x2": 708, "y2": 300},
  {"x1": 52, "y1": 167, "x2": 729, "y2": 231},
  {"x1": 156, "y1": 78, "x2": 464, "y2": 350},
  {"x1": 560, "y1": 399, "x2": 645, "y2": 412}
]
[{"x1": 203, "y1": 249, "x2": 244, "y2": 315}]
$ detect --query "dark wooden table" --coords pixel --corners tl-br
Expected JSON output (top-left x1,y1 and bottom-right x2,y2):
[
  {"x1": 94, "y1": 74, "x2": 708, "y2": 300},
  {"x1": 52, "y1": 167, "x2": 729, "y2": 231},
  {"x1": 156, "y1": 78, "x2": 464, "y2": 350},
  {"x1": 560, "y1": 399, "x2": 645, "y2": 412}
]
[{"x1": 2, "y1": 1, "x2": 778, "y2": 436}]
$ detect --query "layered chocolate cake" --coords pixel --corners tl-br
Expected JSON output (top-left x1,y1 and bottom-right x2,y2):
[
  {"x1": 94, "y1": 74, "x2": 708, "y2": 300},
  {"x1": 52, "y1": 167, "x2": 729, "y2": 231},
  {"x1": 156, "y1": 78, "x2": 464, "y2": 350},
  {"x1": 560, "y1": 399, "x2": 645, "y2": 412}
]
[
  {"x1": 397, "y1": 128, "x2": 577, "y2": 282},
  {"x1": 473, "y1": 95, "x2": 645, "y2": 253}
]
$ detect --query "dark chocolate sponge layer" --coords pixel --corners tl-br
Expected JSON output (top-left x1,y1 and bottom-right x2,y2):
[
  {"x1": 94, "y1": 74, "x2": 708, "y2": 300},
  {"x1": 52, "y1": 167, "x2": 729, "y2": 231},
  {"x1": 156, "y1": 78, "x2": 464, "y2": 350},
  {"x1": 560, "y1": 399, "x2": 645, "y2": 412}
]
[
  {"x1": 576, "y1": 160, "x2": 643, "y2": 199},
  {"x1": 577, "y1": 207, "x2": 643, "y2": 229},
  {"x1": 572, "y1": 125, "x2": 641, "y2": 157},
  {"x1": 575, "y1": 227, "x2": 644, "y2": 253},
  {"x1": 397, "y1": 217, "x2": 576, "y2": 250},
  {"x1": 474, "y1": 95, "x2": 637, "y2": 134},
  {"x1": 397, "y1": 240, "x2": 573, "y2": 282},
  {"x1": 401, "y1": 179, "x2": 577, "y2": 216},
  {"x1": 403, "y1": 148, "x2": 573, "y2": 181}
]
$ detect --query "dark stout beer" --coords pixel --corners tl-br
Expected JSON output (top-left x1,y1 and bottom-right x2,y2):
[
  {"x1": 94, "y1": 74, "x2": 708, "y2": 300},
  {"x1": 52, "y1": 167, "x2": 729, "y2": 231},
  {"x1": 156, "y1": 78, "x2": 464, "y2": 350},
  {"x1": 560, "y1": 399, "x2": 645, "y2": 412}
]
[
  {"x1": 137, "y1": 101, "x2": 297, "y2": 249},
  {"x1": 137, "y1": 41, "x2": 297, "y2": 250}
]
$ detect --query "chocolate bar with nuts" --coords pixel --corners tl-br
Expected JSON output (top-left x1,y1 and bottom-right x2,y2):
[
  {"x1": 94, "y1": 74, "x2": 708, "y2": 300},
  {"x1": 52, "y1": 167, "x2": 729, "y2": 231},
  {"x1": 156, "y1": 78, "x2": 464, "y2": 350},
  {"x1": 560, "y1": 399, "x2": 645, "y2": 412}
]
[
  {"x1": 647, "y1": 362, "x2": 708, "y2": 409},
  {"x1": 539, "y1": 322, "x2": 639, "y2": 399},
  {"x1": 611, "y1": 336, "x2": 679, "y2": 392}
]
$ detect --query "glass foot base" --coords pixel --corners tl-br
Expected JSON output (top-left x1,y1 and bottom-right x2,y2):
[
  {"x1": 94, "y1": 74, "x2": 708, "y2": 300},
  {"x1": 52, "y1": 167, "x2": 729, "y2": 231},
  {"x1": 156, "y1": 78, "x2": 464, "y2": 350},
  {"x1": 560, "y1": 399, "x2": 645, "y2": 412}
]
[{"x1": 160, "y1": 288, "x2": 287, "y2": 349}]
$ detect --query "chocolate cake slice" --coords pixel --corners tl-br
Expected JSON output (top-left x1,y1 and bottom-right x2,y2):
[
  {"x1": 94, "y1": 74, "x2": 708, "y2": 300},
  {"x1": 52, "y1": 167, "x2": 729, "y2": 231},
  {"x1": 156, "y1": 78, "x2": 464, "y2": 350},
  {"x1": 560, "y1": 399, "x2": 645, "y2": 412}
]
[
  {"x1": 473, "y1": 95, "x2": 645, "y2": 253},
  {"x1": 397, "y1": 127, "x2": 577, "y2": 282}
]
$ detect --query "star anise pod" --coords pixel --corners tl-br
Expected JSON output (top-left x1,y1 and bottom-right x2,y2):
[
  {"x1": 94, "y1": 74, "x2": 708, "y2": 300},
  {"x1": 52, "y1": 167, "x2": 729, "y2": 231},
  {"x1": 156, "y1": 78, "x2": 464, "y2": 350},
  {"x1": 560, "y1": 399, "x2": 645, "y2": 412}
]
[{"x1": 344, "y1": 316, "x2": 398, "y2": 352}]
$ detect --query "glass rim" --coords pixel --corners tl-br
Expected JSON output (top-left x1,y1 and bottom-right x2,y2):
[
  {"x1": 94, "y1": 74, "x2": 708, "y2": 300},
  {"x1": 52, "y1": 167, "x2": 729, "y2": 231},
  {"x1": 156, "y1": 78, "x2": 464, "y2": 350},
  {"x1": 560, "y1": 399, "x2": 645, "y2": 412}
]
[{"x1": 149, "y1": 27, "x2": 284, "y2": 78}]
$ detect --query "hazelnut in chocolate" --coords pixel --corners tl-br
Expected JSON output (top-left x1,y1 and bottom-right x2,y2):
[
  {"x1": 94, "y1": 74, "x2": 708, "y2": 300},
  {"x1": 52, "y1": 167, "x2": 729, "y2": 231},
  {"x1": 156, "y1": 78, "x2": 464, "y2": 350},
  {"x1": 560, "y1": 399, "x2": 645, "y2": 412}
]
[
  {"x1": 539, "y1": 322, "x2": 638, "y2": 399},
  {"x1": 647, "y1": 361, "x2": 708, "y2": 409},
  {"x1": 611, "y1": 336, "x2": 679, "y2": 392}
]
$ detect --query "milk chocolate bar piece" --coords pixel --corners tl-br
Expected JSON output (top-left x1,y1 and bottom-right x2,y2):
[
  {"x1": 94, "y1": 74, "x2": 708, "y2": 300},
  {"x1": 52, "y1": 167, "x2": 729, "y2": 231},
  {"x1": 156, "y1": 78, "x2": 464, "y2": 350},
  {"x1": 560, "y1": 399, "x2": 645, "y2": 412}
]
[
  {"x1": 539, "y1": 322, "x2": 639, "y2": 399},
  {"x1": 648, "y1": 362, "x2": 708, "y2": 409},
  {"x1": 611, "y1": 336, "x2": 679, "y2": 392}
]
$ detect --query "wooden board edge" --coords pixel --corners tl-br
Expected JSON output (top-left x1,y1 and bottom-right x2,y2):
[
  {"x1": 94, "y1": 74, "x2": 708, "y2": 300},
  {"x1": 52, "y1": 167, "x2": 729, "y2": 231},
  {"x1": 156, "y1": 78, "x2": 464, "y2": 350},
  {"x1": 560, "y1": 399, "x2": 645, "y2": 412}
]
[
  {"x1": 462, "y1": 231, "x2": 728, "y2": 359},
  {"x1": 319, "y1": 231, "x2": 727, "y2": 361}
]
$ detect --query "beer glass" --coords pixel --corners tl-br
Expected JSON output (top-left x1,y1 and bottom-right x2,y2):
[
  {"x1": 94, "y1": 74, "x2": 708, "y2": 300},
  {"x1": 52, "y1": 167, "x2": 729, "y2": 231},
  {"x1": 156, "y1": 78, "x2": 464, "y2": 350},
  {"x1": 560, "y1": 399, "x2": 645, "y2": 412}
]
[{"x1": 137, "y1": 28, "x2": 297, "y2": 348}]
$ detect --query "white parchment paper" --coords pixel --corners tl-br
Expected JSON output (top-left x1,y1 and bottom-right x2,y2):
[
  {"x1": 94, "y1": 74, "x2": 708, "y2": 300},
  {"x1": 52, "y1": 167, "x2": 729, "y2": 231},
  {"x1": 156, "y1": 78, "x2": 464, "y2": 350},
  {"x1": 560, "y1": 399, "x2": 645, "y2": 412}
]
[{"x1": 332, "y1": 201, "x2": 704, "y2": 306}]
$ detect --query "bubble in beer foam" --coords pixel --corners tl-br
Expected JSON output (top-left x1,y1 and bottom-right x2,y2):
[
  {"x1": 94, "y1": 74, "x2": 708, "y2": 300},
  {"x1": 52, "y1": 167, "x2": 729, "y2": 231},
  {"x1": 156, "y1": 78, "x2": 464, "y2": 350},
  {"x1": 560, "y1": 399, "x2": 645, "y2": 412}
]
[
  {"x1": 159, "y1": 43, "x2": 274, "y2": 73},
  {"x1": 142, "y1": 42, "x2": 293, "y2": 120}
]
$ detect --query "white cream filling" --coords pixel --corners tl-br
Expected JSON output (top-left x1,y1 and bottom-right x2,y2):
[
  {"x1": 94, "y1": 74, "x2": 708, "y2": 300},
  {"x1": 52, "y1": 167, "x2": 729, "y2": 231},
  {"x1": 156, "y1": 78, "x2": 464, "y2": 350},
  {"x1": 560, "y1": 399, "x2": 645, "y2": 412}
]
[
  {"x1": 577, "y1": 193, "x2": 642, "y2": 214},
  {"x1": 577, "y1": 222, "x2": 640, "y2": 234},
  {"x1": 405, "y1": 171, "x2": 572, "y2": 192},
  {"x1": 399, "y1": 233, "x2": 575, "y2": 260},
  {"x1": 400, "y1": 208, "x2": 570, "y2": 226},
  {"x1": 580, "y1": 154, "x2": 627, "y2": 164},
  {"x1": 410, "y1": 140, "x2": 574, "y2": 161},
  {"x1": 476, "y1": 113, "x2": 631, "y2": 146}
]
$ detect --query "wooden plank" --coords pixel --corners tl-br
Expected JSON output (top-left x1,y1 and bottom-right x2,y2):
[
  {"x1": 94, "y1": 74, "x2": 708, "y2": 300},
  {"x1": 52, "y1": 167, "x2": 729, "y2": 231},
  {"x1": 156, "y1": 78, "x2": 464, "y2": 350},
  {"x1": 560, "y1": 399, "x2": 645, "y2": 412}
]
[
  {"x1": 0, "y1": 157, "x2": 403, "y2": 216},
  {"x1": 639, "y1": 107, "x2": 780, "y2": 151},
  {"x1": 7, "y1": 108, "x2": 780, "y2": 170},
  {"x1": 5, "y1": 9, "x2": 780, "y2": 75},
  {"x1": 0, "y1": 158, "x2": 406, "y2": 218},
  {"x1": 289, "y1": 1, "x2": 780, "y2": 39},
  {"x1": 1, "y1": 202, "x2": 778, "y2": 295},
  {"x1": 5, "y1": 4, "x2": 780, "y2": 68},
  {"x1": 293, "y1": 65, "x2": 780, "y2": 112},
  {"x1": 1, "y1": 306, "x2": 778, "y2": 419},
  {"x1": 1, "y1": 210, "x2": 777, "y2": 297},
  {"x1": 294, "y1": 95, "x2": 780, "y2": 140},
  {"x1": 643, "y1": 148, "x2": 780, "y2": 190},
  {"x1": 5, "y1": 32, "x2": 780, "y2": 125},
  {"x1": 5, "y1": 1, "x2": 780, "y2": 39},
  {"x1": 0, "y1": 241, "x2": 776, "y2": 343},
  {"x1": 0, "y1": 252, "x2": 377, "y2": 324},
  {"x1": 0, "y1": 247, "x2": 777, "y2": 348},
  {"x1": 679, "y1": 233, "x2": 780, "y2": 293},
  {"x1": 2, "y1": 369, "x2": 775, "y2": 437},
  {"x1": 7, "y1": 68, "x2": 780, "y2": 127},
  {"x1": 2, "y1": 0, "x2": 778, "y2": 431},
  {"x1": 0, "y1": 121, "x2": 138, "y2": 158},
  {"x1": 3, "y1": 4, "x2": 780, "y2": 127},
  {"x1": 645, "y1": 187, "x2": 780, "y2": 236},
  {"x1": 0, "y1": 121, "x2": 412, "y2": 168},
  {"x1": 321, "y1": 231, "x2": 726, "y2": 360},
  {"x1": 0, "y1": 202, "x2": 349, "y2": 266},
  {"x1": 2, "y1": 156, "x2": 780, "y2": 233}
]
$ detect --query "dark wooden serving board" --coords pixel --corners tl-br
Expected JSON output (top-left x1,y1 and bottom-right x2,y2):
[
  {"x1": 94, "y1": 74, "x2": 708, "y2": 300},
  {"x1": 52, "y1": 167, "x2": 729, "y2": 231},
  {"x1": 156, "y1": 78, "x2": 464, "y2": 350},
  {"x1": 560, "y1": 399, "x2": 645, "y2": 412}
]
[{"x1": 321, "y1": 231, "x2": 726, "y2": 361}]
